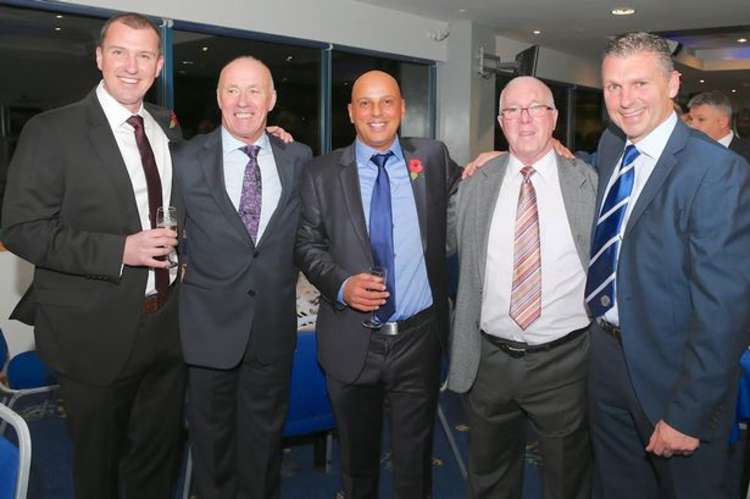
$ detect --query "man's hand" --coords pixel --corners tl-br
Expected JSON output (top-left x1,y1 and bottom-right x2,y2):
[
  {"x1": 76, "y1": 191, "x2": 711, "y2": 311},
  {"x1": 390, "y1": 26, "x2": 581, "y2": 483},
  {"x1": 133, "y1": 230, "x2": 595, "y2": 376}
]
[
  {"x1": 462, "y1": 151, "x2": 503, "y2": 179},
  {"x1": 123, "y1": 228, "x2": 177, "y2": 268},
  {"x1": 343, "y1": 273, "x2": 389, "y2": 312},
  {"x1": 645, "y1": 420, "x2": 699, "y2": 458},
  {"x1": 266, "y1": 126, "x2": 294, "y2": 144},
  {"x1": 552, "y1": 138, "x2": 575, "y2": 159}
]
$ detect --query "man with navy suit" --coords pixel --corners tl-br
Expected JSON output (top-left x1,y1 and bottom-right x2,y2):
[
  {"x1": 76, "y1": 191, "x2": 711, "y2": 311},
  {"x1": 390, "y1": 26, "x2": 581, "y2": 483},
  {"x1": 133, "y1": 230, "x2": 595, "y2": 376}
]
[
  {"x1": 295, "y1": 70, "x2": 460, "y2": 498},
  {"x1": 587, "y1": 32, "x2": 750, "y2": 499},
  {"x1": 174, "y1": 56, "x2": 312, "y2": 499}
]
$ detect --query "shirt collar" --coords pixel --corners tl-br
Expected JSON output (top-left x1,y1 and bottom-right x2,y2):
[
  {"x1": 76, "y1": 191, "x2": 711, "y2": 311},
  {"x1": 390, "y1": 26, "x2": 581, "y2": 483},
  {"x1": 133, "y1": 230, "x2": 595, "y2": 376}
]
[
  {"x1": 626, "y1": 111, "x2": 678, "y2": 160},
  {"x1": 718, "y1": 131, "x2": 734, "y2": 148},
  {"x1": 95, "y1": 80, "x2": 145, "y2": 130},
  {"x1": 355, "y1": 136, "x2": 404, "y2": 166},
  {"x1": 508, "y1": 148, "x2": 556, "y2": 182},
  {"x1": 221, "y1": 127, "x2": 270, "y2": 154}
]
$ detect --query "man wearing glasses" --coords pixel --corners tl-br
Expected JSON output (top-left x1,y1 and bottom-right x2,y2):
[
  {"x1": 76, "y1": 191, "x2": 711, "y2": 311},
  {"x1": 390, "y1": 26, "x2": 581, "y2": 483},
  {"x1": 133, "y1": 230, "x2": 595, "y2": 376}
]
[{"x1": 447, "y1": 76, "x2": 596, "y2": 499}]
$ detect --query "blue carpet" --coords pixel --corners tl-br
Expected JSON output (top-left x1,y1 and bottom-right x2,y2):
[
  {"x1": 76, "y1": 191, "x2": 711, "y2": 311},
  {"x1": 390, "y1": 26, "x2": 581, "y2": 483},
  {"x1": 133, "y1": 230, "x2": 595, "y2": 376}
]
[{"x1": 16, "y1": 390, "x2": 543, "y2": 499}]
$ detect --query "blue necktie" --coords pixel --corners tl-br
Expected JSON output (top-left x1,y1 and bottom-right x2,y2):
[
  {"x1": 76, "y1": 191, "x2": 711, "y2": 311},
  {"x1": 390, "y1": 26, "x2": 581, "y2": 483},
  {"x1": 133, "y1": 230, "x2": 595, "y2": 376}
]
[
  {"x1": 369, "y1": 151, "x2": 396, "y2": 323},
  {"x1": 585, "y1": 144, "x2": 640, "y2": 318}
]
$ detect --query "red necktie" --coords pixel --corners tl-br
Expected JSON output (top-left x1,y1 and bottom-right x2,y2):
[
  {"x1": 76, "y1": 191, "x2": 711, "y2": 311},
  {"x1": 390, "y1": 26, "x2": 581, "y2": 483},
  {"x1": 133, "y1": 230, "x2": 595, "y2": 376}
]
[
  {"x1": 127, "y1": 115, "x2": 169, "y2": 295},
  {"x1": 509, "y1": 166, "x2": 541, "y2": 330}
]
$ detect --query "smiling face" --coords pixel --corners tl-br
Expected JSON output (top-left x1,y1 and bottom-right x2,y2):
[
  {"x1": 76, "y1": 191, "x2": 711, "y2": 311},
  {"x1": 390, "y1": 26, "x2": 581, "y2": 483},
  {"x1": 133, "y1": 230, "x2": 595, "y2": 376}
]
[
  {"x1": 602, "y1": 50, "x2": 680, "y2": 143},
  {"x1": 95, "y1": 20, "x2": 163, "y2": 113},
  {"x1": 498, "y1": 77, "x2": 558, "y2": 165},
  {"x1": 348, "y1": 71, "x2": 405, "y2": 151},
  {"x1": 217, "y1": 57, "x2": 277, "y2": 144}
]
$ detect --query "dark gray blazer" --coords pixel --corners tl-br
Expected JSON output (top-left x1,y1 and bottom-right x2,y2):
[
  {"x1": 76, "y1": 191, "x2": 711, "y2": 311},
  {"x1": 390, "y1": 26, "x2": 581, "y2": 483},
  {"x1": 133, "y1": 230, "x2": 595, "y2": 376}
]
[
  {"x1": 446, "y1": 153, "x2": 597, "y2": 393},
  {"x1": 174, "y1": 129, "x2": 312, "y2": 369}
]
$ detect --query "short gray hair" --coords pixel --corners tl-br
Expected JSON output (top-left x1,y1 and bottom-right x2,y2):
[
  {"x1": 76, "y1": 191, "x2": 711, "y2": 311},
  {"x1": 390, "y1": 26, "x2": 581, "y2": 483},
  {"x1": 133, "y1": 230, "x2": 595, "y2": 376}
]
[
  {"x1": 688, "y1": 90, "x2": 732, "y2": 118},
  {"x1": 604, "y1": 32, "x2": 674, "y2": 75}
]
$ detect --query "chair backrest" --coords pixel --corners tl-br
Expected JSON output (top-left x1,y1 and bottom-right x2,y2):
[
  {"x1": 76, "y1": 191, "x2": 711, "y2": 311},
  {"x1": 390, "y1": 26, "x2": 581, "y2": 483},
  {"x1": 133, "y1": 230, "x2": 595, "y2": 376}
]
[
  {"x1": 283, "y1": 330, "x2": 335, "y2": 437},
  {"x1": 0, "y1": 403, "x2": 31, "y2": 499},
  {"x1": 7, "y1": 351, "x2": 57, "y2": 390}
]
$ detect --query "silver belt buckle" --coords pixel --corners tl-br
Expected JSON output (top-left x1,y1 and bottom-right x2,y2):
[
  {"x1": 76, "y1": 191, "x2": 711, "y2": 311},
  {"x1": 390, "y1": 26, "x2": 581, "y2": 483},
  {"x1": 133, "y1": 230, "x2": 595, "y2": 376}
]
[{"x1": 378, "y1": 322, "x2": 399, "y2": 336}]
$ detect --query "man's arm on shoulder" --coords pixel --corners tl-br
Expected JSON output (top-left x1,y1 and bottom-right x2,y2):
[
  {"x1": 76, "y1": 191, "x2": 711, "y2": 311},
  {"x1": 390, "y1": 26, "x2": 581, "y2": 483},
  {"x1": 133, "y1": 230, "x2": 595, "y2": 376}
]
[
  {"x1": 665, "y1": 153, "x2": 750, "y2": 440},
  {"x1": 1, "y1": 116, "x2": 125, "y2": 279}
]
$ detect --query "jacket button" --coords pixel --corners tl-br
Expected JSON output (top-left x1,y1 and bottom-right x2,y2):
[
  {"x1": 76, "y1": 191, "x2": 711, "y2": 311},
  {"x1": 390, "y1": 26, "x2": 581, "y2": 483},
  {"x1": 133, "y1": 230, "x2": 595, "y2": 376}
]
[
  {"x1": 253, "y1": 251, "x2": 260, "y2": 258},
  {"x1": 248, "y1": 289, "x2": 256, "y2": 297}
]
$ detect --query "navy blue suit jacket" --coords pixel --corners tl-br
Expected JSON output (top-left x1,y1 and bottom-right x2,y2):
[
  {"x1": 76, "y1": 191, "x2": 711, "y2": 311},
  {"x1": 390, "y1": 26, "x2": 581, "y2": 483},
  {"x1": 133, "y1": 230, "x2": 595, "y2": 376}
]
[{"x1": 595, "y1": 120, "x2": 750, "y2": 441}]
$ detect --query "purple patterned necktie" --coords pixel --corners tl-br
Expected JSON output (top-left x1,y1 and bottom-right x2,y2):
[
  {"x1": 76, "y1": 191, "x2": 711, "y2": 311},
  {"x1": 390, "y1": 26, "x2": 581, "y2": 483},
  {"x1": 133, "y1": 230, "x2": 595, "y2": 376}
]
[{"x1": 239, "y1": 145, "x2": 262, "y2": 243}]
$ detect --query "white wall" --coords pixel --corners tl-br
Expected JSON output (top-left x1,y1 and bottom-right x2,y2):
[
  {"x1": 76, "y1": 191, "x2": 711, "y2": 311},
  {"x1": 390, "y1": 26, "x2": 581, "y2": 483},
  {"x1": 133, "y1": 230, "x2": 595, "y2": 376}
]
[
  {"x1": 495, "y1": 34, "x2": 601, "y2": 89},
  {"x1": 61, "y1": 0, "x2": 450, "y2": 62}
]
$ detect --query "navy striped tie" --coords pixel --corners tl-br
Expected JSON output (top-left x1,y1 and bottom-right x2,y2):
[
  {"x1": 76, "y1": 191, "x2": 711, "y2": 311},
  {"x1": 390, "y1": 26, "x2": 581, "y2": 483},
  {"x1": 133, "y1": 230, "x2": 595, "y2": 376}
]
[{"x1": 585, "y1": 144, "x2": 640, "y2": 318}]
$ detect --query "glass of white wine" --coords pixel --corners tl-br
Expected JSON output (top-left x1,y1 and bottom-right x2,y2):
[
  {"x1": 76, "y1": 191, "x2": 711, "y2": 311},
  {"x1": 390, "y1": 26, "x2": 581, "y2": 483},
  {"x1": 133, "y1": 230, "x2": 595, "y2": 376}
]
[{"x1": 155, "y1": 206, "x2": 179, "y2": 268}]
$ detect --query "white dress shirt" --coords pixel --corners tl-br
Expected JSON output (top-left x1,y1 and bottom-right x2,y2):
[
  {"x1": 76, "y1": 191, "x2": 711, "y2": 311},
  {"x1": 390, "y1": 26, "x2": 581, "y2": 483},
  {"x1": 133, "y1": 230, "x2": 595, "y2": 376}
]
[
  {"x1": 481, "y1": 149, "x2": 589, "y2": 344},
  {"x1": 96, "y1": 81, "x2": 176, "y2": 295},
  {"x1": 603, "y1": 112, "x2": 678, "y2": 325},
  {"x1": 221, "y1": 128, "x2": 281, "y2": 243},
  {"x1": 718, "y1": 131, "x2": 734, "y2": 148}
]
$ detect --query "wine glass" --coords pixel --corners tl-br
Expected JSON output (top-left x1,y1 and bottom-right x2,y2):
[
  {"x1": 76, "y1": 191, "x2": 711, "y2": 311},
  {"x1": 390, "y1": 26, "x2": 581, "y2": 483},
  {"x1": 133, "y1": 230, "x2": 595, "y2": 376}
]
[
  {"x1": 156, "y1": 206, "x2": 179, "y2": 268},
  {"x1": 361, "y1": 266, "x2": 387, "y2": 329}
]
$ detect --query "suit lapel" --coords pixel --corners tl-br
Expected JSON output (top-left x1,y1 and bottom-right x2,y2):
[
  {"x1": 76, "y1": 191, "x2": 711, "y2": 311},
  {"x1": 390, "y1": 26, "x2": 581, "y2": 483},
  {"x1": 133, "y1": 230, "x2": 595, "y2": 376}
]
[
  {"x1": 338, "y1": 144, "x2": 372, "y2": 259},
  {"x1": 85, "y1": 92, "x2": 141, "y2": 233},
  {"x1": 200, "y1": 130, "x2": 254, "y2": 246},
  {"x1": 557, "y1": 155, "x2": 592, "y2": 267},
  {"x1": 624, "y1": 122, "x2": 687, "y2": 237},
  {"x1": 401, "y1": 139, "x2": 428, "y2": 251},
  {"x1": 257, "y1": 136, "x2": 293, "y2": 248},
  {"x1": 476, "y1": 155, "x2": 509, "y2": 286}
]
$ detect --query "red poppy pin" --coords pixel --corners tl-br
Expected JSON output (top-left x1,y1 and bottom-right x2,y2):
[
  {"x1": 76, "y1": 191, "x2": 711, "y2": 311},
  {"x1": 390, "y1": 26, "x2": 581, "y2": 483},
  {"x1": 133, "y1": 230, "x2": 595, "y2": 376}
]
[
  {"x1": 408, "y1": 159, "x2": 424, "y2": 181},
  {"x1": 169, "y1": 110, "x2": 180, "y2": 129}
]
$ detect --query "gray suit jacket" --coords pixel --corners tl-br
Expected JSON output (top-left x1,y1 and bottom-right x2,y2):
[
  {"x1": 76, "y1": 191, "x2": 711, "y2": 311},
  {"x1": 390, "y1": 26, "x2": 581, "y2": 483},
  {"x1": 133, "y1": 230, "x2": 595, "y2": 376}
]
[
  {"x1": 446, "y1": 152, "x2": 597, "y2": 393},
  {"x1": 174, "y1": 129, "x2": 312, "y2": 369}
]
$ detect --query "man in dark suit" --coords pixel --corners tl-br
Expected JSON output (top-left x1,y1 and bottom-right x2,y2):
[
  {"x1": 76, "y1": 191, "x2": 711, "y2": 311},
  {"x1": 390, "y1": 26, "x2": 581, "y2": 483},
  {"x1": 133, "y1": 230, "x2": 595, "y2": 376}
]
[
  {"x1": 1, "y1": 13, "x2": 184, "y2": 499},
  {"x1": 175, "y1": 56, "x2": 312, "y2": 499},
  {"x1": 586, "y1": 32, "x2": 750, "y2": 499},
  {"x1": 295, "y1": 70, "x2": 460, "y2": 498},
  {"x1": 688, "y1": 90, "x2": 750, "y2": 162}
]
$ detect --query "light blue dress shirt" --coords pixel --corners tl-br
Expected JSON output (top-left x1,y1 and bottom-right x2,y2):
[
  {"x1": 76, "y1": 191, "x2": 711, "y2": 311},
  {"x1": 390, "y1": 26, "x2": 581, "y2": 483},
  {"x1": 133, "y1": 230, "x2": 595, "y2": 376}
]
[{"x1": 337, "y1": 137, "x2": 433, "y2": 321}]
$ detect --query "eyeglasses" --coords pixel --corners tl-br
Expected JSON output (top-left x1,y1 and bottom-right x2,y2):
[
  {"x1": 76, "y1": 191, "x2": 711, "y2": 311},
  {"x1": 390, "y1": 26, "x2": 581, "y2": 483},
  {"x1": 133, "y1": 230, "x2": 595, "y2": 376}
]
[{"x1": 500, "y1": 104, "x2": 554, "y2": 120}]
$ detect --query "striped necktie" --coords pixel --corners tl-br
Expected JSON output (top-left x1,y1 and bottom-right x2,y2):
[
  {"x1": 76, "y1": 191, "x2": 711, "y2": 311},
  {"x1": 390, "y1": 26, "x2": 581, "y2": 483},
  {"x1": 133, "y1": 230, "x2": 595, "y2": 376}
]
[
  {"x1": 585, "y1": 144, "x2": 640, "y2": 318},
  {"x1": 509, "y1": 166, "x2": 541, "y2": 330}
]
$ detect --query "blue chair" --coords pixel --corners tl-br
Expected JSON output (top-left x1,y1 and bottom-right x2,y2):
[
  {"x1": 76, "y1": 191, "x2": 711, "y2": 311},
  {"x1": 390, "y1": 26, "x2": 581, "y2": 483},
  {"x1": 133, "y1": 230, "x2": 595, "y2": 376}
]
[
  {"x1": 282, "y1": 329, "x2": 336, "y2": 470},
  {"x1": 0, "y1": 402, "x2": 31, "y2": 499},
  {"x1": 0, "y1": 329, "x2": 59, "y2": 434}
]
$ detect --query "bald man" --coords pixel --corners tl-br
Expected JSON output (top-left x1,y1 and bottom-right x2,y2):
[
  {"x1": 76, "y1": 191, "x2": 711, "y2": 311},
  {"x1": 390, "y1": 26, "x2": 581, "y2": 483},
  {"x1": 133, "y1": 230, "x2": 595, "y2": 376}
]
[
  {"x1": 447, "y1": 76, "x2": 595, "y2": 499},
  {"x1": 174, "y1": 56, "x2": 312, "y2": 499},
  {"x1": 296, "y1": 70, "x2": 461, "y2": 498}
]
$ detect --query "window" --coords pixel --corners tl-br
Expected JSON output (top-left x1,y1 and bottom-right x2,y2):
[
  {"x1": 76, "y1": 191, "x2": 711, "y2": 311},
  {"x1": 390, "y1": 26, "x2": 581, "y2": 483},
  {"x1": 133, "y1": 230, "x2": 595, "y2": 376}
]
[{"x1": 573, "y1": 87, "x2": 605, "y2": 153}]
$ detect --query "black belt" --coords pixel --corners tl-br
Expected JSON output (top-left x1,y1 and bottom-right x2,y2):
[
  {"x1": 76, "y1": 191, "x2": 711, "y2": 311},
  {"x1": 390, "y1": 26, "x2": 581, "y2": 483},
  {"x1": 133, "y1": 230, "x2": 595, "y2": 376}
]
[
  {"x1": 481, "y1": 324, "x2": 589, "y2": 358},
  {"x1": 597, "y1": 320, "x2": 622, "y2": 341},
  {"x1": 373, "y1": 306, "x2": 434, "y2": 336}
]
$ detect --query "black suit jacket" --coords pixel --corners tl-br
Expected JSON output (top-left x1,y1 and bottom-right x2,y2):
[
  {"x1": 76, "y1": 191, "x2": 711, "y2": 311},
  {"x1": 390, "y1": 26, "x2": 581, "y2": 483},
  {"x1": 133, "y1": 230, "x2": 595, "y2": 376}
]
[
  {"x1": 295, "y1": 137, "x2": 461, "y2": 383},
  {"x1": 730, "y1": 135, "x2": 750, "y2": 163},
  {"x1": 1, "y1": 90, "x2": 183, "y2": 385},
  {"x1": 174, "y1": 130, "x2": 312, "y2": 369}
]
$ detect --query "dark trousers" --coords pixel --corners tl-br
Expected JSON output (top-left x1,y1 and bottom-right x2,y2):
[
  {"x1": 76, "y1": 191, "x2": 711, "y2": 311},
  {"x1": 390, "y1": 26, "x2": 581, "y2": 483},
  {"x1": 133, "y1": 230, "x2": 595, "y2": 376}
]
[
  {"x1": 589, "y1": 323, "x2": 735, "y2": 499},
  {"x1": 326, "y1": 314, "x2": 441, "y2": 499},
  {"x1": 187, "y1": 347, "x2": 293, "y2": 499},
  {"x1": 58, "y1": 293, "x2": 186, "y2": 499},
  {"x1": 466, "y1": 330, "x2": 592, "y2": 499}
]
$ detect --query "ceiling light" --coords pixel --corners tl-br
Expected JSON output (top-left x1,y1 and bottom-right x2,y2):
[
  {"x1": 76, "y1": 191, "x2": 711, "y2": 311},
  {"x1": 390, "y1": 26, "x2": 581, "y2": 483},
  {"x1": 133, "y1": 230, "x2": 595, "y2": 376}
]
[
  {"x1": 458, "y1": 8, "x2": 467, "y2": 13},
  {"x1": 739, "y1": 38, "x2": 748, "y2": 43},
  {"x1": 181, "y1": 60, "x2": 194, "y2": 65},
  {"x1": 55, "y1": 14, "x2": 64, "y2": 19},
  {"x1": 611, "y1": 7, "x2": 636, "y2": 16},
  {"x1": 732, "y1": 89, "x2": 737, "y2": 93},
  {"x1": 286, "y1": 55, "x2": 294, "y2": 62},
  {"x1": 54, "y1": 27, "x2": 62, "y2": 31},
  {"x1": 699, "y1": 79, "x2": 705, "y2": 83},
  {"x1": 201, "y1": 46, "x2": 209, "y2": 52},
  {"x1": 532, "y1": 30, "x2": 541, "y2": 35}
]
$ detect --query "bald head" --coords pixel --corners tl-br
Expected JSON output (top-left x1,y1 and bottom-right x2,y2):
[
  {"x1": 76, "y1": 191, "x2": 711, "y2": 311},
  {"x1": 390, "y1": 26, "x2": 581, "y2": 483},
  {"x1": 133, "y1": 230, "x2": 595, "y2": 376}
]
[
  {"x1": 348, "y1": 70, "x2": 406, "y2": 151},
  {"x1": 499, "y1": 76, "x2": 554, "y2": 110}
]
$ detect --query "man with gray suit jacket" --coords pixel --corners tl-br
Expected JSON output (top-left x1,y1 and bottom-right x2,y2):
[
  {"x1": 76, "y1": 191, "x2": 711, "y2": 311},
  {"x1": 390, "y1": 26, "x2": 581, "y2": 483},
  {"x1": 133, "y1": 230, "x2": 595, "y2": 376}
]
[
  {"x1": 447, "y1": 76, "x2": 596, "y2": 499},
  {"x1": 174, "y1": 56, "x2": 312, "y2": 499}
]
